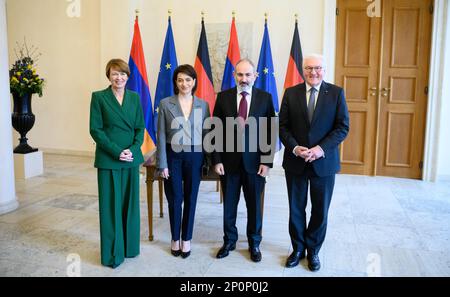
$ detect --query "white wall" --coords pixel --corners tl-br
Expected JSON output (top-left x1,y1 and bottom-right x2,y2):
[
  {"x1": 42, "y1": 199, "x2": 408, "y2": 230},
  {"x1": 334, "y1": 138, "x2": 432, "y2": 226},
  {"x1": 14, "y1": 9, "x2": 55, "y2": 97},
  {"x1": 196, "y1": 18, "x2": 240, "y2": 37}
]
[
  {"x1": 6, "y1": 0, "x2": 449, "y2": 181},
  {"x1": 436, "y1": 1, "x2": 450, "y2": 181},
  {"x1": 6, "y1": 0, "x2": 101, "y2": 154},
  {"x1": 6, "y1": 0, "x2": 324, "y2": 155},
  {"x1": 0, "y1": 0, "x2": 18, "y2": 214}
]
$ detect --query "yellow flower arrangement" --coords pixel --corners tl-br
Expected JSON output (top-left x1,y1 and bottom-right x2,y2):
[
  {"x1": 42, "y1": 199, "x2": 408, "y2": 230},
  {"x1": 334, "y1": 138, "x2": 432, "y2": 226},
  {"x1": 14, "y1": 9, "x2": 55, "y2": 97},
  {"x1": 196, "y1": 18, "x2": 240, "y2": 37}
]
[{"x1": 9, "y1": 40, "x2": 44, "y2": 97}]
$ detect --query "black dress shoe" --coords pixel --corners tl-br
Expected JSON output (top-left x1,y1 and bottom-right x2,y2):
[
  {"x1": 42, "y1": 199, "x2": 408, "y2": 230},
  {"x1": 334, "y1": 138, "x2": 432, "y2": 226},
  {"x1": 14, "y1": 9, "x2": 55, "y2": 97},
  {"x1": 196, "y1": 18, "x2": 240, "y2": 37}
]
[
  {"x1": 181, "y1": 250, "x2": 191, "y2": 258},
  {"x1": 171, "y1": 249, "x2": 181, "y2": 257},
  {"x1": 307, "y1": 254, "x2": 321, "y2": 271},
  {"x1": 285, "y1": 250, "x2": 306, "y2": 268},
  {"x1": 216, "y1": 243, "x2": 236, "y2": 259},
  {"x1": 249, "y1": 246, "x2": 262, "y2": 262}
]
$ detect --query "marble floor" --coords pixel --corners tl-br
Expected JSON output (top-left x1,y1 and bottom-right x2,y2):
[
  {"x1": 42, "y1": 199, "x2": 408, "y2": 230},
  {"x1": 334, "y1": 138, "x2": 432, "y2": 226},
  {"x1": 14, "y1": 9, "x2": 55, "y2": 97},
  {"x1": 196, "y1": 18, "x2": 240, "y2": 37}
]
[{"x1": 1, "y1": 153, "x2": 449, "y2": 277}]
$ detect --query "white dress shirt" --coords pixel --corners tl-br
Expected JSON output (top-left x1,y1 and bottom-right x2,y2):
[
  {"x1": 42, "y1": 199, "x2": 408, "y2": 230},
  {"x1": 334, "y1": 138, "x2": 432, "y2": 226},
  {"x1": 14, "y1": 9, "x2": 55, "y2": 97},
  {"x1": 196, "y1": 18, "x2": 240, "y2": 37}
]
[{"x1": 305, "y1": 82, "x2": 322, "y2": 110}]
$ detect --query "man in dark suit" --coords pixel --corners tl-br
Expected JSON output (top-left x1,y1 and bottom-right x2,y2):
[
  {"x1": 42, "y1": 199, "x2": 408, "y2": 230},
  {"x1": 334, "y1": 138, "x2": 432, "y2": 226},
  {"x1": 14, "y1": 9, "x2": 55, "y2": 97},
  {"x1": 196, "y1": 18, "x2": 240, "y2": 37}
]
[
  {"x1": 212, "y1": 58, "x2": 275, "y2": 262},
  {"x1": 279, "y1": 54, "x2": 349, "y2": 271}
]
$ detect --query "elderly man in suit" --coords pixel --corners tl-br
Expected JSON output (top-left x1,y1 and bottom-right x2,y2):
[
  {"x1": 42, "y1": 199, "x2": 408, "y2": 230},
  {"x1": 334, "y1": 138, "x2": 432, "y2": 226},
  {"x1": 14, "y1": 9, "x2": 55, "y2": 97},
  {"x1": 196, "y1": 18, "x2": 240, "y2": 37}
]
[
  {"x1": 213, "y1": 58, "x2": 276, "y2": 262},
  {"x1": 279, "y1": 54, "x2": 349, "y2": 271}
]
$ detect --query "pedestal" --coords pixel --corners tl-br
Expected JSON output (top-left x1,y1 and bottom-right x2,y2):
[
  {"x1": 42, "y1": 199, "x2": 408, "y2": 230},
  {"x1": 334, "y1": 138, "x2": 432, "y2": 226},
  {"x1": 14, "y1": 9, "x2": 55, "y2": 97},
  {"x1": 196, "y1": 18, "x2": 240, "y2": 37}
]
[{"x1": 14, "y1": 151, "x2": 43, "y2": 179}]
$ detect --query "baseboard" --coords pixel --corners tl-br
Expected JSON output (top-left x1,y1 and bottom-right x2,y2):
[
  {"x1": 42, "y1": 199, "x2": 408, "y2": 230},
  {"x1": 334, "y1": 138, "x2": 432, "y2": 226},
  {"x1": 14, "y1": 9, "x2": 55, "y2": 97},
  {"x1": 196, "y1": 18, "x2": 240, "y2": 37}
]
[
  {"x1": 40, "y1": 147, "x2": 94, "y2": 157},
  {"x1": 437, "y1": 174, "x2": 450, "y2": 182}
]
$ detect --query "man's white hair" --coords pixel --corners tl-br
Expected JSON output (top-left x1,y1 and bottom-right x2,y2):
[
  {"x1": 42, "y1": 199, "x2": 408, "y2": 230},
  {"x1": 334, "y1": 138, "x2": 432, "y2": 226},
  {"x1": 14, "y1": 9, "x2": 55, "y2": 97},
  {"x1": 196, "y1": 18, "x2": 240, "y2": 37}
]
[{"x1": 303, "y1": 53, "x2": 326, "y2": 70}]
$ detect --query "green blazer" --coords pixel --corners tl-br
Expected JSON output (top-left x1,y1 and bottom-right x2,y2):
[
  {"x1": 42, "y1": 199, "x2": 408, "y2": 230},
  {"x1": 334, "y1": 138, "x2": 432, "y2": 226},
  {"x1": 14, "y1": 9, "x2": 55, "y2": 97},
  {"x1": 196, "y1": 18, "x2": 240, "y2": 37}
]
[{"x1": 90, "y1": 86, "x2": 144, "y2": 169}]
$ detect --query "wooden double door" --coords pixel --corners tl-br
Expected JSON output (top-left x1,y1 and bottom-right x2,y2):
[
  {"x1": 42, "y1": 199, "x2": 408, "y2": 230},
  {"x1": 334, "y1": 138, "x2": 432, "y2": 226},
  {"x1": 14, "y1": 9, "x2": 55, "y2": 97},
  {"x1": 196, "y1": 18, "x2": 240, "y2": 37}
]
[{"x1": 335, "y1": 0, "x2": 433, "y2": 179}]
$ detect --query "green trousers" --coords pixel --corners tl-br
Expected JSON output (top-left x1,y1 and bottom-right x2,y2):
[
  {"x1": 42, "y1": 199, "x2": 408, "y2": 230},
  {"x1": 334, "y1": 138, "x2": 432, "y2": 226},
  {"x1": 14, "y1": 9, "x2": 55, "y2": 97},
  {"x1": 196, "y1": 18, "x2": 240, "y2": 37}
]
[{"x1": 97, "y1": 167, "x2": 140, "y2": 267}]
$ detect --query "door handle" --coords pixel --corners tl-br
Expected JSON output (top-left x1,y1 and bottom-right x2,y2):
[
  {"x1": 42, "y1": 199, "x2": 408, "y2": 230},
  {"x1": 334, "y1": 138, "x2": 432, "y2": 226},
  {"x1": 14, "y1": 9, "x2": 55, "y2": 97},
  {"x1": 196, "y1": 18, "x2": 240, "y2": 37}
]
[
  {"x1": 382, "y1": 87, "x2": 391, "y2": 91},
  {"x1": 369, "y1": 87, "x2": 378, "y2": 90}
]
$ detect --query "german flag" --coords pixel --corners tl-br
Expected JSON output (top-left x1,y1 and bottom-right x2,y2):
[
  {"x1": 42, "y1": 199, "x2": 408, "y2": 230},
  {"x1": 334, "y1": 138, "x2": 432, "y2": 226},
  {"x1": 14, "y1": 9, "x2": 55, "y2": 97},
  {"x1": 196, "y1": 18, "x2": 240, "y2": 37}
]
[
  {"x1": 283, "y1": 18, "x2": 304, "y2": 89},
  {"x1": 194, "y1": 17, "x2": 215, "y2": 113}
]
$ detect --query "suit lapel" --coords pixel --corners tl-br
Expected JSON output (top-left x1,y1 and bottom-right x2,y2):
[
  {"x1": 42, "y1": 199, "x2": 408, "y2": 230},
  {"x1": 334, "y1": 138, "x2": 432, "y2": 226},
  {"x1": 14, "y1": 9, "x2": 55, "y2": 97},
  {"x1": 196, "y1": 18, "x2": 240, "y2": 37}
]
[
  {"x1": 228, "y1": 88, "x2": 238, "y2": 118},
  {"x1": 297, "y1": 83, "x2": 310, "y2": 127},
  {"x1": 102, "y1": 87, "x2": 132, "y2": 129},
  {"x1": 248, "y1": 87, "x2": 258, "y2": 117},
  {"x1": 121, "y1": 90, "x2": 134, "y2": 125},
  {"x1": 167, "y1": 96, "x2": 181, "y2": 118},
  {"x1": 310, "y1": 82, "x2": 329, "y2": 126},
  {"x1": 189, "y1": 96, "x2": 202, "y2": 121},
  {"x1": 192, "y1": 96, "x2": 203, "y2": 113},
  {"x1": 166, "y1": 96, "x2": 186, "y2": 129}
]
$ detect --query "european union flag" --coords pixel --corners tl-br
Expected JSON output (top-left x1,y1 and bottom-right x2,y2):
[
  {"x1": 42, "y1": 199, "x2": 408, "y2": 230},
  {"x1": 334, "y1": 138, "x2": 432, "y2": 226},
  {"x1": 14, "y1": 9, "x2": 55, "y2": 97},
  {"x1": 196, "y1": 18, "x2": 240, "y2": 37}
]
[
  {"x1": 153, "y1": 15, "x2": 178, "y2": 139},
  {"x1": 255, "y1": 19, "x2": 279, "y2": 113},
  {"x1": 255, "y1": 19, "x2": 280, "y2": 151}
]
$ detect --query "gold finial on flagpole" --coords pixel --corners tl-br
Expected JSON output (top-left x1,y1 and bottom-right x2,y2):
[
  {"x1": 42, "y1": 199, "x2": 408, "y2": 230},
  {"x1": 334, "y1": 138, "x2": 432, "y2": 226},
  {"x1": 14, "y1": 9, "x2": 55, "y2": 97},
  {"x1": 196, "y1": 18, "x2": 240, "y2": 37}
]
[
  {"x1": 295, "y1": 13, "x2": 298, "y2": 23},
  {"x1": 201, "y1": 10, "x2": 205, "y2": 21},
  {"x1": 264, "y1": 12, "x2": 268, "y2": 23},
  {"x1": 232, "y1": 10, "x2": 236, "y2": 19},
  {"x1": 168, "y1": 9, "x2": 172, "y2": 18},
  {"x1": 135, "y1": 9, "x2": 139, "y2": 20}
]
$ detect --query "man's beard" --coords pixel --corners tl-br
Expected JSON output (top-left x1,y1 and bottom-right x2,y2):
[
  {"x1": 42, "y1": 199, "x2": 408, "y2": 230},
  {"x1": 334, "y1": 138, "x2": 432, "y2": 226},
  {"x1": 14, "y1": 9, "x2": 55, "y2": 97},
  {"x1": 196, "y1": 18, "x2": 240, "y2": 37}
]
[{"x1": 236, "y1": 82, "x2": 253, "y2": 93}]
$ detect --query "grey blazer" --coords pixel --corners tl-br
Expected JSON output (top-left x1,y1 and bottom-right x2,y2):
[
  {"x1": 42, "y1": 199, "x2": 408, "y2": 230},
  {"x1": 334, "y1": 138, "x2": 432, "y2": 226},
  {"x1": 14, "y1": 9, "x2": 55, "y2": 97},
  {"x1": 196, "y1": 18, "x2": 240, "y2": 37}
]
[{"x1": 156, "y1": 95, "x2": 211, "y2": 169}]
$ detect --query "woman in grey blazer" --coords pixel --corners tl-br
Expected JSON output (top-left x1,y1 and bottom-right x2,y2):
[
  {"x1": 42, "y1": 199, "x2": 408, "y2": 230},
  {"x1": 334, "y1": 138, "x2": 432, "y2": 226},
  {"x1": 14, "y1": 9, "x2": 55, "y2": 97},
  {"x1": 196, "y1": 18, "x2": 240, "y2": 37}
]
[{"x1": 156, "y1": 64, "x2": 210, "y2": 258}]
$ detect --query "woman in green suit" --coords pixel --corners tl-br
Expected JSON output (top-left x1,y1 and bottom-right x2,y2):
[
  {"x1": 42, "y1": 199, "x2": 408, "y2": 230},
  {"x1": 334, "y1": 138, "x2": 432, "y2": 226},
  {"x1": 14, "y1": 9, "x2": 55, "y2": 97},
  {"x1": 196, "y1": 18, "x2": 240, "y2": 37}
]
[{"x1": 89, "y1": 58, "x2": 144, "y2": 268}]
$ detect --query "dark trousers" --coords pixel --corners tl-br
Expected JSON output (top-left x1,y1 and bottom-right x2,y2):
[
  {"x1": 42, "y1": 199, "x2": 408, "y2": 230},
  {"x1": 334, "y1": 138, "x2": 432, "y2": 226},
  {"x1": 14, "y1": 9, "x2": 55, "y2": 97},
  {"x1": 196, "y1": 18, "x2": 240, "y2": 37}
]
[
  {"x1": 285, "y1": 165, "x2": 335, "y2": 255},
  {"x1": 164, "y1": 145, "x2": 203, "y2": 241},
  {"x1": 220, "y1": 163, "x2": 265, "y2": 247}
]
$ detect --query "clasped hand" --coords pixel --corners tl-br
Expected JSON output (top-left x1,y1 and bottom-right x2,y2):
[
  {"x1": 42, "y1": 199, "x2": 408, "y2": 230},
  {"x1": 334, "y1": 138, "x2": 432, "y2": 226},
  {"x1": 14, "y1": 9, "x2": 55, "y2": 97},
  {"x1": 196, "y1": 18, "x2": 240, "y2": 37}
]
[
  {"x1": 294, "y1": 145, "x2": 324, "y2": 162},
  {"x1": 119, "y1": 149, "x2": 133, "y2": 162},
  {"x1": 215, "y1": 163, "x2": 269, "y2": 178}
]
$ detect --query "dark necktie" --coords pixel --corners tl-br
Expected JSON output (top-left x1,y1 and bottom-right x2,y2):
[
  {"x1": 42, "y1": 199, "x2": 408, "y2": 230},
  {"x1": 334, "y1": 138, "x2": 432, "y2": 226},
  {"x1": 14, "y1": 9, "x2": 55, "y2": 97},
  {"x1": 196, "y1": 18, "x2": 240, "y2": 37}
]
[
  {"x1": 237, "y1": 91, "x2": 248, "y2": 130},
  {"x1": 308, "y1": 88, "x2": 316, "y2": 123},
  {"x1": 238, "y1": 91, "x2": 248, "y2": 121}
]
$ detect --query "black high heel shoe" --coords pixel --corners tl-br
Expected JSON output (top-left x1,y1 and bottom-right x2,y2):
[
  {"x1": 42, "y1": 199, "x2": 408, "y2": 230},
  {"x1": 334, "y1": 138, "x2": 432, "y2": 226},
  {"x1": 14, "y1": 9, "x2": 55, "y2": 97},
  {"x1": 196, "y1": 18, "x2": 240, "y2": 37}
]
[
  {"x1": 181, "y1": 240, "x2": 191, "y2": 258},
  {"x1": 171, "y1": 249, "x2": 181, "y2": 257},
  {"x1": 171, "y1": 240, "x2": 181, "y2": 257}
]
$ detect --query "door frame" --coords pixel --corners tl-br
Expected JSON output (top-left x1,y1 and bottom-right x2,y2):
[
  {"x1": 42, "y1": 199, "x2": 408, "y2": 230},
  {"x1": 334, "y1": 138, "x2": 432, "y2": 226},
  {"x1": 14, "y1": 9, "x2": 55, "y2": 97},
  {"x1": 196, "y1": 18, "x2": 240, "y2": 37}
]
[{"x1": 324, "y1": 0, "x2": 446, "y2": 181}]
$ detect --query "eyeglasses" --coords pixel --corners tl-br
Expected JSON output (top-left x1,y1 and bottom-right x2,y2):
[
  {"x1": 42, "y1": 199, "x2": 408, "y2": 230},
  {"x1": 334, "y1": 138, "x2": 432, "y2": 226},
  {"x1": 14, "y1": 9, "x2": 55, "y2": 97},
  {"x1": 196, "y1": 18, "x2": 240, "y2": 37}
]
[{"x1": 304, "y1": 66, "x2": 323, "y2": 72}]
